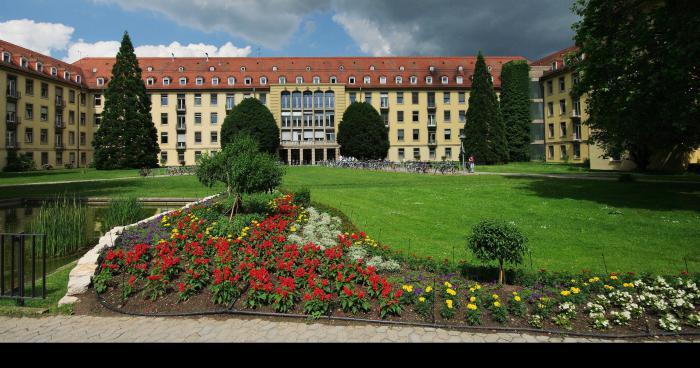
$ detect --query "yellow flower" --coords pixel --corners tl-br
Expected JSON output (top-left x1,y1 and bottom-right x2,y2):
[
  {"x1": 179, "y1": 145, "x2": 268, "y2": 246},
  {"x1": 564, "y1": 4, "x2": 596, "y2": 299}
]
[
  {"x1": 290, "y1": 226, "x2": 297, "y2": 232},
  {"x1": 623, "y1": 283, "x2": 634, "y2": 288},
  {"x1": 604, "y1": 284, "x2": 615, "y2": 291},
  {"x1": 444, "y1": 281, "x2": 452, "y2": 288},
  {"x1": 610, "y1": 275, "x2": 618, "y2": 280},
  {"x1": 570, "y1": 287, "x2": 581, "y2": 294},
  {"x1": 418, "y1": 296, "x2": 426, "y2": 303},
  {"x1": 589, "y1": 277, "x2": 600, "y2": 283},
  {"x1": 469, "y1": 296, "x2": 477, "y2": 303},
  {"x1": 491, "y1": 294, "x2": 499, "y2": 300},
  {"x1": 425, "y1": 286, "x2": 433, "y2": 293},
  {"x1": 446, "y1": 288, "x2": 457, "y2": 296},
  {"x1": 493, "y1": 301, "x2": 501, "y2": 308},
  {"x1": 402, "y1": 284, "x2": 414, "y2": 293},
  {"x1": 514, "y1": 296, "x2": 521, "y2": 302},
  {"x1": 512, "y1": 291, "x2": 519, "y2": 296},
  {"x1": 469, "y1": 287, "x2": 476, "y2": 293},
  {"x1": 474, "y1": 284, "x2": 482, "y2": 290},
  {"x1": 446, "y1": 300, "x2": 453, "y2": 309},
  {"x1": 540, "y1": 296, "x2": 549, "y2": 302},
  {"x1": 467, "y1": 303, "x2": 478, "y2": 311},
  {"x1": 560, "y1": 290, "x2": 571, "y2": 296},
  {"x1": 537, "y1": 303, "x2": 545, "y2": 309}
]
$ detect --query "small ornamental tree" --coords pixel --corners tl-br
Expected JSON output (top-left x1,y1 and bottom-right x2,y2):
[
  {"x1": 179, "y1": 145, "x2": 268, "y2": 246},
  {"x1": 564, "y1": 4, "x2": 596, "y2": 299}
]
[
  {"x1": 196, "y1": 135, "x2": 283, "y2": 219},
  {"x1": 337, "y1": 102, "x2": 389, "y2": 160},
  {"x1": 467, "y1": 219, "x2": 528, "y2": 285},
  {"x1": 220, "y1": 97, "x2": 280, "y2": 155},
  {"x1": 500, "y1": 60, "x2": 532, "y2": 162}
]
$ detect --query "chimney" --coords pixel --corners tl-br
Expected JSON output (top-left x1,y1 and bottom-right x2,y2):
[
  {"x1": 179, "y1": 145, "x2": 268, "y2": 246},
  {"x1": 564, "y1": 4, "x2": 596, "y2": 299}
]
[
  {"x1": 171, "y1": 53, "x2": 175, "y2": 62},
  {"x1": 205, "y1": 52, "x2": 209, "y2": 62}
]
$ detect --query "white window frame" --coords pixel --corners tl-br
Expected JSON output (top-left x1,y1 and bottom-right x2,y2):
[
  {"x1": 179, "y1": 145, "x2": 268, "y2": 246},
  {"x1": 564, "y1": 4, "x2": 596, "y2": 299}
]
[
  {"x1": 441, "y1": 76, "x2": 449, "y2": 84},
  {"x1": 96, "y1": 78, "x2": 105, "y2": 86},
  {"x1": 410, "y1": 76, "x2": 418, "y2": 85},
  {"x1": 278, "y1": 76, "x2": 286, "y2": 85},
  {"x1": 36, "y1": 62, "x2": 43, "y2": 72},
  {"x1": 329, "y1": 76, "x2": 337, "y2": 84},
  {"x1": 163, "y1": 77, "x2": 171, "y2": 86},
  {"x1": 379, "y1": 76, "x2": 387, "y2": 85},
  {"x1": 260, "y1": 76, "x2": 267, "y2": 85},
  {"x1": 50, "y1": 67, "x2": 58, "y2": 76},
  {"x1": 244, "y1": 77, "x2": 252, "y2": 85},
  {"x1": 348, "y1": 76, "x2": 356, "y2": 84},
  {"x1": 295, "y1": 76, "x2": 303, "y2": 84},
  {"x1": 395, "y1": 76, "x2": 403, "y2": 84},
  {"x1": 178, "y1": 66, "x2": 185, "y2": 72},
  {"x1": 456, "y1": 76, "x2": 464, "y2": 84},
  {"x1": 2, "y1": 52, "x2": 10, "y2": 63},
  {"x1": 146, "y1": 77, "x2": 155, "y2": 86},
  {"x1": 312, "y1": 76, "x2": 320, "y2": 84},
  {"x1": 363, "y1": 76, "x2": 371, "y2": 84},
  {"x1": 425, "y1": 76, "x2": 433, "y2": 84},
  {"x1": 212, "y1": 77, "x2": 219, "y2": 86},
  {"x1": 64, "y1": 71, "x2": 70, "y2": 80},
  {"x1": 228, "y1": 77, "x2": 235, "y2": 85},
  {"x1": 209, "y1": 66, "x2": 215, "y2": 72},
  {"x1": 179, "y1": 77, "x2": 187, "y2": 85},
  {"x1": 76, "y1": 75, "x2": 82, "y2": 84},
  {"x1": 196, "y1": 77, "x2": 204, "y2": 85},
  {"x1": 20, "y1": 57, "x2": 28, "y2": 68}
]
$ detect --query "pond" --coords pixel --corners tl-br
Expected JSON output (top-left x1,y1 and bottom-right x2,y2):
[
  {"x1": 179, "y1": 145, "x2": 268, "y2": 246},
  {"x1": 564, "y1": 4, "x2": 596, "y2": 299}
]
[{"x1": 0, "y1": 201, "x2": 181, "y2": 285}]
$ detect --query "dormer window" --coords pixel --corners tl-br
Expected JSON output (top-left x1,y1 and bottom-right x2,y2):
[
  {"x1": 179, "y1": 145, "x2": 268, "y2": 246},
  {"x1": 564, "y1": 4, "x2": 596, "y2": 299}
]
[
  {"x1": 425, "y1": 76, "x2": 433, "y2": 84},
  {"x1": 209, "y1": 66, "x2": 215, "y2": 72},
  {"x1": 458, "y1": 65, "x2": 464, "y2": 72},
  {"x1": 36, "y1": 62, "x2": 43, "y2": 72},
  {"x1": 272, "y1": 66, "x2": 278, "y2": 71},
  {"x1": 1, "y1": 52, "x2": 10, "y2": 63},
  {"x1": 147, "y1": 66, "x2": 154, "y2": 72},
  {"x1": 64, "y1": 71, "x2": 71, "y2": 80},
  {"x1": 178, "y1": 66, "x2": 185, "y2": 72},
  {"x1": 146, "y1": 77, "x2": 155, "y2": 86},
  {"x1": 228, "y1": 77, "x2": 235, "y2": 85},
  {"x1": 379, "y1": 76, "x2": 387, "y2": 84},
  {"x1": 76, "y1": 75, "x2": 82, "y2": 84},
  {"x1": 212, "y1": 77, "x2": 219, "y2": 85},
  {"x1": 551, "y1": 61, "x2": 558, "y2": 70},
  {"x1": 348, "y1": 76, "x2": 356, "y2": 84},
  {"x1": 240, "y1": 66, "x2": 246, "y2": 72},
  {"x1": 244, "y1": 77, "x2": 252, "y2": 85},
  {"x1": 429, "y1": 66, "x2": 435, "y2": 72},
  {"x1": 369, "y1": 65, "x2": 375, "y2": 71},
  {"x1": 410, "y1": 76, "x2": 418, "y2": 84},
  {"x1": 312, "y1": 76, "x2": 320, "y2": 84},
  {"x1": 399, "y1": 66, "x2": 405, "y2": 71},
  {"x1": 441, "y1": 76, "x2": 449, "y2": 84},
  {"x1": 20, "y1": 57, "x2": 28, "y2": 68},
  {"x1": 295, "y1": 76, "x2": 303, "y2": 84},
  {"x1": 305, "y1": 66, "x2": 311, "y2": 71},
  {"x1": 260, "y1": 76, "x2": 267, "y2": 85},
  {"x1": 278, "y1": 76, "x2": 286, "y2": 84},
  {"x1": 179, "y1": 77, "x2": 187, "y2": 85},
  {"x1": 456, "y1": 76, "x2": 464, "y2": 84},
  {"x1": 487, "y1": 65, "x2": 493, "y2": 72},
  {"x1": 339, "y1": 65, "x2": 345, "y2": 71},
  {"x1": 363, "y1": 76, "x2": 371, "y2": 84},
  {"x1": 96, "y1": 77, "x2": 105, "y2": 86},
  {"x1": 51, "y1": 67, "x2": 58, "y2": 76},
  {"x1": 196, "y1": 77, "x2": 204, "y2": 85},
  {"x1": 329, "y1": 76, "x2": 337, "y2": 84},
  {"x1": 395, "y1": 76, "x2": 403, "y2": 84},
  {"x1": 163, "y1": 77, "x2": 171, "y2": 86}
]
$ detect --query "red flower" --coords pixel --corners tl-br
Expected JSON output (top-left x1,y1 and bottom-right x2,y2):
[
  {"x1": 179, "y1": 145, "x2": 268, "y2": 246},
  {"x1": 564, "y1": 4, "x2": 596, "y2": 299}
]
[
  {"x1": 178, "y1": 283, "x2": 186, "y2": 292},
  {"x1": 128, "y1": 275, "x2": 136, "y2": 286},
  {"x1": 342, "y1": 286, "x2": 353, "y2": 297}
]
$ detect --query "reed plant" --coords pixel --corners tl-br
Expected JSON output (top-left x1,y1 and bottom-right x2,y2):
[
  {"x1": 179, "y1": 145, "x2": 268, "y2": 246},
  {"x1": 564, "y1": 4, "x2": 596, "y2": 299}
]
[
  {"x1": 102, "y1": 196, "x2": 145, "y2": 231},
  {"x1": 28, "y1": 195, "x2": 88, "y2": 257}
]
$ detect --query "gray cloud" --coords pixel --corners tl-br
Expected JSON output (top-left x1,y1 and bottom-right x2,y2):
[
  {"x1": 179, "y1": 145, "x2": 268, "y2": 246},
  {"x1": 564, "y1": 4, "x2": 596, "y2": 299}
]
[{"x1": 95, "y1": 0, "x2": 578, "y2": 59}]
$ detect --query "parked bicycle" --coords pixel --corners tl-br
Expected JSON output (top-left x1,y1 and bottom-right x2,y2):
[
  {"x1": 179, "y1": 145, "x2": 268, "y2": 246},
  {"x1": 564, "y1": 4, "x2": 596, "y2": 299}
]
[{"x1": 317, "y1": 159, "x2": 461, "y2": 175}]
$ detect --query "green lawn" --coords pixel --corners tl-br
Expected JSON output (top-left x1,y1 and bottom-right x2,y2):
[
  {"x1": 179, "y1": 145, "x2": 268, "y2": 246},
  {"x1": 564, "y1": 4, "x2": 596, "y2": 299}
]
[
  {"x1": 0, "y1": 175, "x2": 221, "y2": 199},
  {"x1": 477, "y1": 162, "x2": 594, "y2": 175},
  {"x1": 0, "y1": 261, "x2": 75, "y2": 315},
  {"x1": 0, "y1": 168, "x2": 150, "y2": 186},
  {"x1": 282, "y1": 167, "x2": 700, "y2": 274}
]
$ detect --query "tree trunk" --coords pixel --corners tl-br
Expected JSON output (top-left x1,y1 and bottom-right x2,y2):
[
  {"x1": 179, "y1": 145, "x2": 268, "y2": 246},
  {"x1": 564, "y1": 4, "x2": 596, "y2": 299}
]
[
  {"x1": 229, "y1": 193, "x2": 241, "y2": 222},
  {"x1": 498, "y1": 259, "x2": 505, "y2": 285}
]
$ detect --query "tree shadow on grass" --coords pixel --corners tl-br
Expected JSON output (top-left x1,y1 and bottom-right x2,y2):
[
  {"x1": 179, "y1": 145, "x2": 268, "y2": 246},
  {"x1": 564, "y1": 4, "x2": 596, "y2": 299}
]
[{"x1": 505, "y1": 176, "x2": 700, "y2": 213}]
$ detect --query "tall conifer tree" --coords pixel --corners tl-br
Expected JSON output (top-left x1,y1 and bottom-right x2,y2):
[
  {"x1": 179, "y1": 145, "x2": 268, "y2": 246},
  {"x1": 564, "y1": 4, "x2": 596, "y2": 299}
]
[
  {"x1": 462, "y1": 52, "x2": 509, "y2": 164},
  {"x1": 93, "y1": 31, "x2": 159, "y2": 169},
  {"x1": 500, "y1": 60, "x2": 531, "y2": 162}
]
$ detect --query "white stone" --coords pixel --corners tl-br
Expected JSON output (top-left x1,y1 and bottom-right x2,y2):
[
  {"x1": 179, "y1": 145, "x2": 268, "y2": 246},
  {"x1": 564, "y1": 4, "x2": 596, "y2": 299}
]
[{"x1": 58, "y1": 295, "x2": 79, "y2": 306}]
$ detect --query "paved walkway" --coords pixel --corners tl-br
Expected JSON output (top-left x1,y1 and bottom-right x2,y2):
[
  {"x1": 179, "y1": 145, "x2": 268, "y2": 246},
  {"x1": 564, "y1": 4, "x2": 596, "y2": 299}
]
[{"x1": 0, "y1": 315, "x2": 663, "y2": 343}]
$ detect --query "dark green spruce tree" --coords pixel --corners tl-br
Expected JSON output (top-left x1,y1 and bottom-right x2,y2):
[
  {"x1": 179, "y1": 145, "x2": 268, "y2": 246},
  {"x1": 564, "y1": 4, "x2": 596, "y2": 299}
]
[
  {"x1": 93, "y1": 31, "x2": 159, "y2": 169},
  {"x1": 462, "y1": 52, "x2": 509, "y2": 164},
  {"x1": 220, "y1": 97, "x2": 279, "y2": 154},
  {"x1": 500, "y1": 60, "x2": 531, "y2": 162},
  {"x1": 337, "y1": 102, "x2": 389, "y2": 160}
]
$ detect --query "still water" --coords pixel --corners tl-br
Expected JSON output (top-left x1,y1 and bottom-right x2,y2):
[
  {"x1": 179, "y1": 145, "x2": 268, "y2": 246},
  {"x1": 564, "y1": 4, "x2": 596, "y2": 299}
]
[{"x1": 0, "y1": 203, "x2": 180, "y2": 283}]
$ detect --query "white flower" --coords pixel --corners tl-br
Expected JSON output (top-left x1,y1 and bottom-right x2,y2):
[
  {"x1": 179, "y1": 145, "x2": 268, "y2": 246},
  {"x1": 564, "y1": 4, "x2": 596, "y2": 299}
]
[{"x1": 658, "y1": 313, "x2": 682, "y2": 332}]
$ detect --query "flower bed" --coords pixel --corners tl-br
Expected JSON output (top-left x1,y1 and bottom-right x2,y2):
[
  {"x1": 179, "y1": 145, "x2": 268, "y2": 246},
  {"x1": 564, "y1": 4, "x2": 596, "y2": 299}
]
[{"x1": 93, "y1": 194, "x2": 700, "y2": 337}]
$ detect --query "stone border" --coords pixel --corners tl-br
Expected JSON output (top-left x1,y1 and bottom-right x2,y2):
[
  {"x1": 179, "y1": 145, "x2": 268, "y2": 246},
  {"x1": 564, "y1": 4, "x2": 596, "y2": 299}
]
[{"x1": 58, "y1": 194, "x2": 220, "y2": 306}]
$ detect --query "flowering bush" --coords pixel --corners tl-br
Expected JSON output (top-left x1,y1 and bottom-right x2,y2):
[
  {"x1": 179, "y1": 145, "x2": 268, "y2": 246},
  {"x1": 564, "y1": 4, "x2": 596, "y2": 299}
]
[
  {"x1": 465, "y1": 303, "x2": 481, "y2": 325},
  {"x1": 508, "y1": 292, "x2": 526, "y2": 318}
]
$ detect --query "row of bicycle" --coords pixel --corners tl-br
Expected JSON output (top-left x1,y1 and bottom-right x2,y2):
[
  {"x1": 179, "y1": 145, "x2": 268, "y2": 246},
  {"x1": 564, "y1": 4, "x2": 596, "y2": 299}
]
[{"x1": 316, "y1": 160, "x2": 464, "y2": 175}]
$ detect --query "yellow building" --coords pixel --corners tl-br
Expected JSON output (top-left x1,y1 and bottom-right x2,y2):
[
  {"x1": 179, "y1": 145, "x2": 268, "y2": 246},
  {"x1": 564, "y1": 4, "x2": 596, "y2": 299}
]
[{"x1": 1, "y1": 41, "x2": 95, "y2": 170}]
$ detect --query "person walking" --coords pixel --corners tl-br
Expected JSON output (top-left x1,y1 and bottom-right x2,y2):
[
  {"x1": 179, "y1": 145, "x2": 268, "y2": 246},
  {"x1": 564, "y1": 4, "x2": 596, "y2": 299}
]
[{"x1": 468, "y1": 154, "x2": 475, "y2": 174}]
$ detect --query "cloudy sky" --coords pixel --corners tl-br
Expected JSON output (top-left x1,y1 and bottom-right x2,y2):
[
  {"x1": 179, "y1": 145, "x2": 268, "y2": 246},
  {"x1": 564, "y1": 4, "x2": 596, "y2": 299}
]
[{"x1": 0, "y1": 0, "x2": 578, "y2": 63}]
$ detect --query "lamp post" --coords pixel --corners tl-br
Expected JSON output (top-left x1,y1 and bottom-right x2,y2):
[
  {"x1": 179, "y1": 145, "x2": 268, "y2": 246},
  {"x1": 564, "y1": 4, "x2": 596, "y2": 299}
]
[{"x1": 459, "y1": 134, "x2": 466, "y2": 172}]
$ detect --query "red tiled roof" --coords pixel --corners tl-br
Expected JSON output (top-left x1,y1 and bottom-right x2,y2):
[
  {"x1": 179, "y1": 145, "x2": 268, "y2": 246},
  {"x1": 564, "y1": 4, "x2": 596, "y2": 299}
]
[
  {"x1": 0, "y1": 39, "x2": 86, "y2": 88},
  {"x1": 530, "y1": 45, "x2": 579, "y2": 68},
  {"x1": 73, "y1": 55, "x2": 527, "y2": 91}
]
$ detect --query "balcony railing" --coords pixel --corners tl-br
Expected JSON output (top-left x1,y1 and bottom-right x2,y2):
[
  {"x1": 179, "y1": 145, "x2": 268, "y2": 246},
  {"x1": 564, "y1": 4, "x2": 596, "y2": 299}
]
[
  {"x1": 55, "y1": 142, "x2": 64, "y2": 150},
  {"x1": 428, "y1": 138, "x2": 437, "y2": 145},
  {"x1": 427, "y1": 101, "x2": 436, "y2": 109},
  {"x1": 6, "y1": 140, "x2": 19, "y2": 149},
  {"x1": 427, "y1": 118, "x2": 437, "y2": 127},
  {"x1": 6, "y1": 88, "x2": 20, "y2": 100},
  {"x1": 570, "y1": 110, "x2": 581, "y2": 118},
  {"x1": 176, "y1": 102, "x2": 186, "y2": 111},
  {"x1": 6, "y1": 112, "x2": 20, "y2": 126},
  {"x1": 176, "y1": 142, "x2": 187, "y2": 149},
  {"x1": 55, "y1": 97, "x2": 65, "y2": 108},
  {"x1": 55, "y1": 120, "x2": 65, "y2": 129},
  {"x1": 176, "y1": 124, "x2": 186, "y2": 131},
  {"x1": 380, "y1": 99, "x2": 389, "y2": 109}
]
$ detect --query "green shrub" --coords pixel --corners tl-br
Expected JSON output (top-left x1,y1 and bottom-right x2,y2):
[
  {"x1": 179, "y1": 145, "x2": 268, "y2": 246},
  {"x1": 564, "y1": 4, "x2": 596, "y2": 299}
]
[
  {"x1": 467, "y1": 219, "x2": 528, "y2": 285},
  {"x1": 3, "y1": 150, "x2": 35, "y2": 172},
  {"x1": 293, "y1": 187, "x2": 311, "y2": 207},
  {"x1": 103, "y1": 197, "x2": 145, "y2": 230},
  {"x1": 209, "y1": 213, "x2": 265, "y2": 238},
  {"x1": 241, "y1": 192, "x2": 277, "y2": 214}
]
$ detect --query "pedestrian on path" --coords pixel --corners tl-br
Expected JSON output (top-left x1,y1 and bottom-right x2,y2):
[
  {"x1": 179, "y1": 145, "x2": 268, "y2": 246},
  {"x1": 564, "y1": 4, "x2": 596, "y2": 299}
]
[{"x1": 468, "y1": 154, "x2": 475, "y2": 174}]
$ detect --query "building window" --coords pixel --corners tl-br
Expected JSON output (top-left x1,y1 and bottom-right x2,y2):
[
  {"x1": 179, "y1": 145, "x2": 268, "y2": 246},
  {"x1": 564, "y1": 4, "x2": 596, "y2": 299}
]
[
  {"x1": 40, "y1": 106, "x2": 48, "y2": 121},
  {"x1": 196, "y1": 77, "x2": 204, "y2": 85},
  {"x1": 559, "y1": 99, "x2": 566, "y2": 115},
  {"x1": 560, "y1": 122, "x2": 567, "y2": 137},
  {"x1": 295, "y1": 76, "x2": 303, "y2": 84},
  {"x1": 69, "y1": 111, "x2": 75, "y2": 124},
  {"x1": 444, "y1": 129, "x2": 452, "y2": 140},
  {"x1": 161, "y1": 132, "x2": 168, "y2": 144},
  {"x1": 444, "y1": 110, "x2": 451, "y2": 122},
  {"x1": 228, "y1": 77, "x2": 236, "y2": 85},
  {"x1": 147, "y1": 77, "x2": 155, "y2": 86},
  {"x1": 546, "y1": 80, "x2": 553, "y2": 95},
  {"x1": 397, "y1": 111, "x2": 404, "y2": 122},
  {"x1": 95, "y1": 113, "x2": 101, "y2": 125},
  {"x1": 547, "y1": 102, "x2": 554, "y2": 116},
  {"x1": 365, "y1": 92, "x2": 372, "y2": 105},
  {"x1": 96, "y1": 77, "x2": 104, "y2": 86},
  {"x1": 312, "y1": 76, "x2": 321, "y2": 84},
  {"x1": 425, "y1": 76, "x2": 433, "y2": 84},
  {"x1": 413, "y1": 148, "x2": 420, "y2": 159},
  {"x1": 348, "y1": 76, "x2": 356, "y2": 84},
  {"x1": 443, "y1": 92, "x2": 451, "y2": 104},
  {"x1": 69, "y1": 90, "x2": 76, "y2": 103},
  {"x1": 161, "y1": 151, "x2": 168, "y2": 164},
  {"x1": 25, "y1": 79, "x2": 34, "y2": 95},
  {"x1": 459, "y1": 110, "x2": 466, "y2": 123},
  {"x1": 40, "y1": 129, "x2": 48, "y2": 144},
  {"x1": 410, "y1": 76, "x2": 418, "y2": 84},
  {"x1": 194, "y1": 94, "x2": 202, "y2": 106},
  {"x1": 379, "y1": 76, "x2": 386, "y2": 84},
  {"x1": 195, "y1": 132, "x2": 202, "y2": 144},
  {"x1": 397, "y1": 129, "x2": 404, "y2": 141},
  {"x1": 395, "y1": 76, "x2": 403, "y2": 84},
  {"x1": 278, "y1": 76, "x2": 285, "y2": 85},
  {"x1": 163, "y1": 77, "x2": 171, "y2": 86},
  {"x1": 211, "y1": 131, "x2": 218, "y2": 143},
  {"x1": 25, "y1": 128, "x2": 33, "y2": 143},
  {"x1": 456, "y1": 76, "x2": 464, "y2": 84},
  {"x1": 80, "y1": 132, "x2": 86, "y2": 146},
  {"x1": 560, "y1": 145, "x2": 568, "y2": 159},
  {"x1": 94, "y1": 94, "x2": 102, "y2": 106},
  {"x1": 260, "y1": 76, "x2": 267, "y2": 85},
  {"x1": 211, "y1": 112, "x2": 218, "y2": 125},
  {"x1": 445, "y1": 147, "x2": 452, "y2": 159},
  {"x1": 195, "y1": 151, "x2": 202, "y2": 161},
  {"x1": 548, "y1": 145, "x2": 554, "y2": 159},
  {"x1": 396, "y1": 92, "x2": 404, "y2": 104},
  {"x1": 398, "y1": 148, "x2": 405, "y2": 160},
  {"x1": 244, "y1": 77, "x2": 252, "y2": 85},
  {"x1": 25, "y1": 104, "x2": 33, "y2": 120},
  {"x1": 349, "y1": 92, "x2": 356, "y2": 104},
  {"x1": 573, "y1": 142, "x2": 581, "y2": 159},
  {"x1": 161, "y1": 113, "x2": 168, "y2": 125},
  {"x1": 212, "y1": 77, "x2": 219, "y2": 85},
  {"x1": 226, "y1": 94, "x2": 235, "y2": 110},
  {"x1": 1, "y1": 52, "x2": 10, "y2": 63},
  {"x1": 41, "y1": 83, "x2": 49, "y2": 98},
  {"x1": 179, "y1": 77, "x2": 187, "y2": 85},
  {"x1": 80, "y1": 112, "x2": 86, "y2": 125},
  {"x1": 161, "y1": 94, "x2": 168, "y2": 105},
  {"x1": 548, "y1": 123, "x2": 555, "y2": 138},
  {"x1": 363, "y1": 76, "x2": 371, "y2": 84},
  {"x1": 412, "y1": 111, "x2": 419, "y2": 122},
  {"x1": 412, "y1": 92, "x2": 419, "y2": 105},
  {"x1": 412, "y1": 129, "x2": 419, "y2": 141},
  {"x1": 195, "y1": 112, "x2": 202, "y2": 124},
  {"x1": 559, "y1": 77, "x2": 566, "y2": 92}
]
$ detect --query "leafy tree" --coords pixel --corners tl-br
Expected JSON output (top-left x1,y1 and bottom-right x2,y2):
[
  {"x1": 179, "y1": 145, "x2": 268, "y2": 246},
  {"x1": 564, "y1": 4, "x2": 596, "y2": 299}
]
[
  {"x1": 467, "y1": 219, "x2": 528, "y2": 285},
  {"x1": 220, "y1": 97, "x2": 279, "y2": 154},
  {"x1": 572, "y1": 0, "x2": 700, "y2": 171},
  {"x1": 500, "y1": 60, "x2": 531, "y2": 162},
  {"x1": 337, "y1": 102, "x2": 389, "y2": 160},
  {"x1": 3, "y1": 150, "x2": 35, "y2": 172},
  {"x1": 462, "y1": 52, "x2": 509, "y2": 165},
  {"x1": 93, "y1": 31, "x2": 159, "y2": 169},
  {"x1": 196, "y1": 135, "x2": 284, "y2": 219}
]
